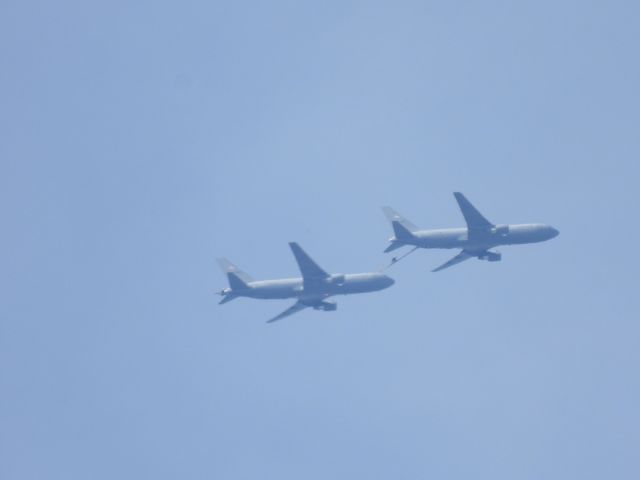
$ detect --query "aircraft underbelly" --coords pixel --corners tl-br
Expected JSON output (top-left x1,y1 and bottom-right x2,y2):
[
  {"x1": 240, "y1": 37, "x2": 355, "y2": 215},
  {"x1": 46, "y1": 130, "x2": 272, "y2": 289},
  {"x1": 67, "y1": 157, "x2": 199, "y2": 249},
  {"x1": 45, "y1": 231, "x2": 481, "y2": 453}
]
[
  {"x1": 428, "y1": 240, "x2": 461, "y2": 248},
  {"x1": 300, "y1": 284, "x2": 358, "y2": 297},
  {"x1": 341, "y1": 284, "x2": 371, "y2": 294},
  {"x1": 465, "y1": 239, "x2": 499, "y2": 250},
  {"x1": 506, "y1": 233, "x2": 541, "y2": 245},
  {"x1": 251, "y1": 286, "x2": 298, "y2": 299},
  {"x1": 420, "y1": 231, "x2": 469, "y2": 248}
]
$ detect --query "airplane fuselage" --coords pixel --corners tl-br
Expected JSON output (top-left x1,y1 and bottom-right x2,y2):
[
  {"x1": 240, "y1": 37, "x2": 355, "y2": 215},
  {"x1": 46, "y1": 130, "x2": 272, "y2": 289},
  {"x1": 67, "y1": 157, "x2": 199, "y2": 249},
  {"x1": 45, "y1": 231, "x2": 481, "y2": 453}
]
[
  {"x1": 405, "y1": 223, "x2": 559, "y2": 251},
  {"x1": 229, "y1": 272, "x2": 394, "y2": 301},
  {"x1": 218, "y1": 242, "x2": 396, "y2": 322}
]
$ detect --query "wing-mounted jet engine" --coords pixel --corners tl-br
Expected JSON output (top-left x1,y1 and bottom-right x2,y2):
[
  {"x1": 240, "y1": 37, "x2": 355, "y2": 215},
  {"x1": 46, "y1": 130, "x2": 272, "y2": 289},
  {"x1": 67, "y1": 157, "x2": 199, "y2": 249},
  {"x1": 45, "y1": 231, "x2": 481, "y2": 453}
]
[
  {"x1": 327, "y1": 274, "x2": 345, "y2": 286},
  {"x1": 384, "y1": 192, "x2": 559, "y2": 272},
  {"x1": 479, "y1": 251, "x2": 502, "y2": 262},
  {"x1": 492, "y1": 225, "x2": 509, "y2": 236},
  {"x1": 313, "y1": 300, "x2": 337, "y2": 311},
  {"x1": 217, "y1": 243, "x2": 394, "y2": 323}
]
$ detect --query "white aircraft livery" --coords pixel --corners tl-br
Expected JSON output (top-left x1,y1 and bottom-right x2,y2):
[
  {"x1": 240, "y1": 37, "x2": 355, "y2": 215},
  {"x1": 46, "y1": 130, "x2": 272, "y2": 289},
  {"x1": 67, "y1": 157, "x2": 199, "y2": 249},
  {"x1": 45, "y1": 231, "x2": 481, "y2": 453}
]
[
  {"x1": 217, "y1": 242, "x2": 395, "y2": 323},
  {"x1": 383, "y1": 192, "x2": 559, "y2": 272}
]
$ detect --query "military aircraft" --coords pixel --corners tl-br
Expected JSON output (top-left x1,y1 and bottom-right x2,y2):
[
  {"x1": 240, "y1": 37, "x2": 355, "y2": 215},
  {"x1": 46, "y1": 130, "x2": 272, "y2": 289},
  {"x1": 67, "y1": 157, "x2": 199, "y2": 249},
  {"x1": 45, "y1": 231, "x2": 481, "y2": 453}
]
[
  {"x1": 383, "y1": 192, "x2": 559, "y2": 272},
  {"x1": 217, "y1": 242, "x2": 395, "y2": 323}
]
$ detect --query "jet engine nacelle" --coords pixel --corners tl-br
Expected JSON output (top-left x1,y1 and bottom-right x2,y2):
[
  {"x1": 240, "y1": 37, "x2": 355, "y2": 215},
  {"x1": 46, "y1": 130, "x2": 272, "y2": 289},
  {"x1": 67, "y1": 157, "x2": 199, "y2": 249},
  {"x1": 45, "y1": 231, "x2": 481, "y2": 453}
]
[
  {"x1": 492, "y1": 225, "x2": 509, "y2": 236},
  {"x1": 480, "y1": 252, "x2": 502, "y2": 262},
  {"x1": 314, "y1": 301, "x2": 337, "y2": 312},
  {"x1": 327, "y1": 274, "x2": 346, "y2": 286}
]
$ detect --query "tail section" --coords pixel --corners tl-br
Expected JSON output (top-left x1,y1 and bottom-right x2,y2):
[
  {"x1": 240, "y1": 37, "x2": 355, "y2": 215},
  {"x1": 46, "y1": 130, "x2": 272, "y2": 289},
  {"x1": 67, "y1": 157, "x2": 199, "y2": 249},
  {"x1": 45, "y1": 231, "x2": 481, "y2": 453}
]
[
  {"x1": 217, "y1": 258, "x2": 253, "y2": 292},
  {"x1": 218, "y1": 292, "x2": 238, "y2": 304},
  {"x1": 382, "y1": 206, "x2": 419, "y2": 244},
  {"x1": 227, "y1": 272, "x2": 249, "y2": 291},
  {"x1": 384, "y1": 242, "x2": 405, "y2": 253}
]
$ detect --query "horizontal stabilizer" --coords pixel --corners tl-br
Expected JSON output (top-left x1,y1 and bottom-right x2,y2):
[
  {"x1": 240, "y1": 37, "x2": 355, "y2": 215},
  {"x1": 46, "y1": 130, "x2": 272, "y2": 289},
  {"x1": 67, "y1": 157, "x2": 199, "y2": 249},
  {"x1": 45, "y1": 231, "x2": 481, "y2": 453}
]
[
  {"x1": 384, "y1": 241, "x2": 405, "y2": 253},
  {"x1": 218, "y1": 294, "x2": 237, "y2": 305}
]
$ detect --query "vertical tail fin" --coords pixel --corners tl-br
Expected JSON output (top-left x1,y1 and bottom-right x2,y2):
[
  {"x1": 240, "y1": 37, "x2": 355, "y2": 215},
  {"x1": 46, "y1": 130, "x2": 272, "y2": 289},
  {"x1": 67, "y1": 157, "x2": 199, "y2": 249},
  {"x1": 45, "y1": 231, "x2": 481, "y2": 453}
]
[
  {"x1": 217, "y1": 258, "x2": 253, "y2": 291},
  {"x1": 382, "y1": 206, "x2": 419, "y2": 242}
]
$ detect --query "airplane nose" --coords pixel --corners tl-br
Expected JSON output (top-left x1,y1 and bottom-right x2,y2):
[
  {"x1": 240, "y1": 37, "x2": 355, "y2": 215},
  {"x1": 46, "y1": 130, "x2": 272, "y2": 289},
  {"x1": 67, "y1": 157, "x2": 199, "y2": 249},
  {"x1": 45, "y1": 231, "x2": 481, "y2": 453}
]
[
  {"x1": 550, "y1": 227, "x2": 560, "y2": 238},
  {"x1": 383, "y1": 275, "x2": 395, "y2": 287}
]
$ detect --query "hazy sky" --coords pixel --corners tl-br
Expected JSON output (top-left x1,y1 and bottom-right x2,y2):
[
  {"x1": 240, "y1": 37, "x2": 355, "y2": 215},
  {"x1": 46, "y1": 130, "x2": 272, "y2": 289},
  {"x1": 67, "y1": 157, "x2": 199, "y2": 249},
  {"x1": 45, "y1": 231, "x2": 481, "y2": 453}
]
[{"x1": 2, "y1": 1, "x2": 639, "y2": 479}]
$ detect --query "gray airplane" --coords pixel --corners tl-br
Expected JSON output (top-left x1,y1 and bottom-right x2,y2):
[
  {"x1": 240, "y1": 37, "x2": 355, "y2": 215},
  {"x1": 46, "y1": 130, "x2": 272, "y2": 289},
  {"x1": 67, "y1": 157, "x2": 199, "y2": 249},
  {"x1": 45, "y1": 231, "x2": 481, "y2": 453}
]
[
  {"x1": 217, "y1": 242, "x2": 395, "y2": 323},
  {"x1": 383, "y1": 192, "x2": 559, "y2": 272}
]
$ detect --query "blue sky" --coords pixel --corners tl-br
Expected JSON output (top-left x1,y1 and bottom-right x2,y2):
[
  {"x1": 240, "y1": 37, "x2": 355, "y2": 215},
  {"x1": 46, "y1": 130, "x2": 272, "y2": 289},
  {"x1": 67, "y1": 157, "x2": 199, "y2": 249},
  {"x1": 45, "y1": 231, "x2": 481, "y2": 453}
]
[{"x1": 2, "y1": 1, "x2": 639, "y2": 479}]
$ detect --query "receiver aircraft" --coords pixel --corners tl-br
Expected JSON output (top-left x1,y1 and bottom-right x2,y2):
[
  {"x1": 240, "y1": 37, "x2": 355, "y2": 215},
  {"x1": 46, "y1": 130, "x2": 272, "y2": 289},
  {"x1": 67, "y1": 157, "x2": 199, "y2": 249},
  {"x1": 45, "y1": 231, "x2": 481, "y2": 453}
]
[
  {"x1": 217, "y1": 242, "x2": 395, "y2": 323},
  {"x1": 383, "y1": 192, "x2": 559, "y2": 272}
]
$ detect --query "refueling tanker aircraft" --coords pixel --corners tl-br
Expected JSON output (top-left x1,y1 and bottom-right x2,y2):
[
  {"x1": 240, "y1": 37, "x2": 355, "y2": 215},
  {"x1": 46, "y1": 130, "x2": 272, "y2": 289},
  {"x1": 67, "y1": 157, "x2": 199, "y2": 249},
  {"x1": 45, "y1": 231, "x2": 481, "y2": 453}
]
[
  {"x1": 217, "y1": 242, "x2": 395, "y2": 323},
  {"x1": 383, "y1": 192, "x2": 559, "y2": 272}
]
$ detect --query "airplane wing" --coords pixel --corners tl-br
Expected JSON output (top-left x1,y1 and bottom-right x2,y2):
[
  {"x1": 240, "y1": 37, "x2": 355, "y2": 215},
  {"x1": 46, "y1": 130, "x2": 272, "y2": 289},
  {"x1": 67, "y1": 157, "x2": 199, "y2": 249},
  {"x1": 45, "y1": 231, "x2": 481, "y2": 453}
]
[
  {"x1": 289, "y1": 242, "x2": 329, "y2": 281},
  {"x1": 453, "y1": 192, "x2": 494, "y2": 231},
  {"x1": 432, "y1": 250, "x2": 474, "y2": 272},
  {"x1": 266, "y1": 301, "x2": 310, "y2": 323}
]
